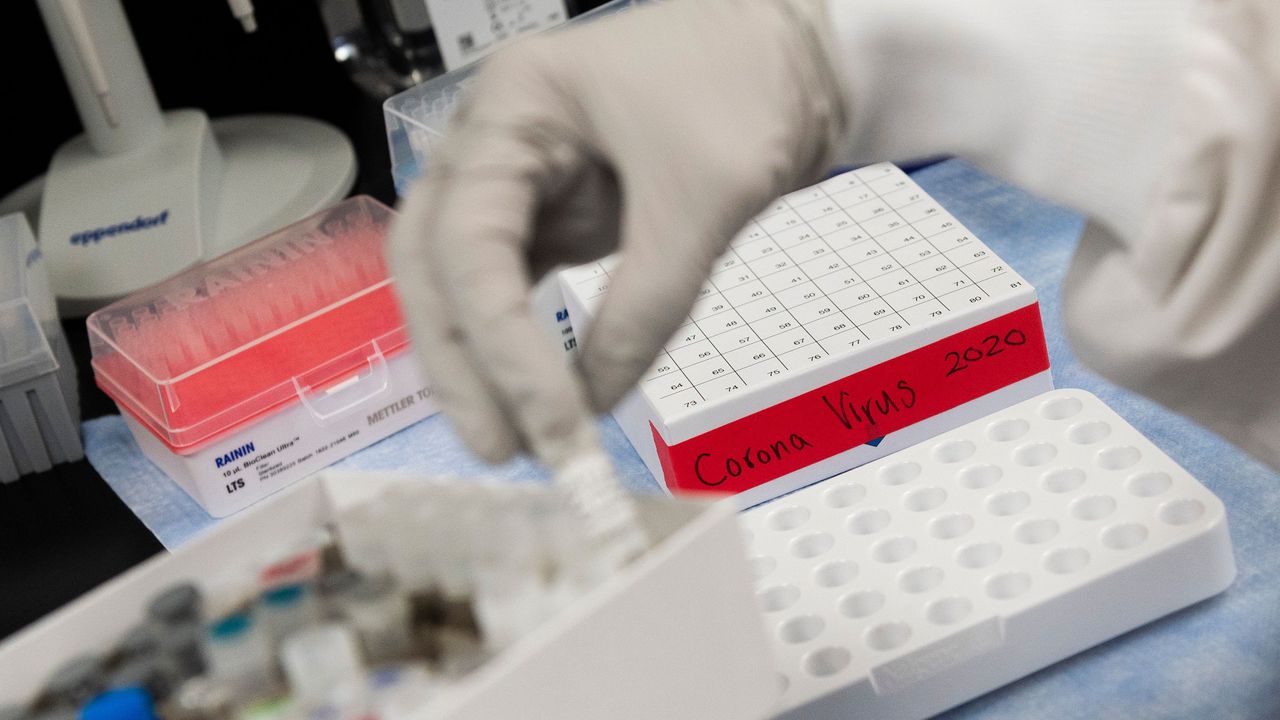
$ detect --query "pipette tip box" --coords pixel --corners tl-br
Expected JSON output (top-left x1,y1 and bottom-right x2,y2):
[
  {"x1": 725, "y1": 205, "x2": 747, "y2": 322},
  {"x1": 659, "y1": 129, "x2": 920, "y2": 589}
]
[
  {"x1": 1, "y1": 213, "x2": 83, "y2": 482},
  {"x1": 87, "y1": 197, "x2": 436, "y2": 517},
  {"x1": 744, "y1": 388, "x2": 1235, "y2": 719},
  {"x1": 561, "y1": 164, "x2": 1053, "y2": 506}
]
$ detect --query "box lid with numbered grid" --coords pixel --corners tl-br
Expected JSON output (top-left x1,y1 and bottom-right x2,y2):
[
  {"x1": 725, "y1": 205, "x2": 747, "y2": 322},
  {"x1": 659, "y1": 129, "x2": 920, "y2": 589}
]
[{"x1": 561, "y1": 164, "x2": 1051, "y2": 497}]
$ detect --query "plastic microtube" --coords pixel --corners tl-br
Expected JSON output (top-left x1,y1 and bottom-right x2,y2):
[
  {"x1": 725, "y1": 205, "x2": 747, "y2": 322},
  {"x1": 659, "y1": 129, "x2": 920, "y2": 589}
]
[
  {"x1": 341, "y1": 575, "x2": 414, "y2": 665},
  {"x1": 281, "y1": 625, "x2": 368, "y2": 720},
  {"x1": 259, "y1": 584, "x2": 319, "y2": 645},
  {"x1": 556, "y1": 452, "x2": 648, "y2": 558},
  {"x1": 202, "y1": 612, "x2": 275, "y2": 699}
]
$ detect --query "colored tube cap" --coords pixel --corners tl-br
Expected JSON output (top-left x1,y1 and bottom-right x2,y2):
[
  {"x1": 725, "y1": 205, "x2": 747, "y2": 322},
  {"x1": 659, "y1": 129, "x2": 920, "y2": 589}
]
[
  {"x1": 207, "y1": 612, "x2": 252, "y2": 640},
  {"x1": 80, "y1": 689, "x2": 157, "y2": 720},
  {"x1": 261, "y1": 583, "x2": 306, "y2": 607}
]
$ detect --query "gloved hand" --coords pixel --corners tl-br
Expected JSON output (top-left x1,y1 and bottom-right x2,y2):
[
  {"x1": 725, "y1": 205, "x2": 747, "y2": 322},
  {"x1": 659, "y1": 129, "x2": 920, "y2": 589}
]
[{"x1": 388, "y1": 0, "x2": 848, "y2": 467}]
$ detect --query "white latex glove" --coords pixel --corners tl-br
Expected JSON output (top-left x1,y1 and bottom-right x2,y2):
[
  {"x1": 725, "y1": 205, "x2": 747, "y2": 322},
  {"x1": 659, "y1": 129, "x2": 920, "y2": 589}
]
[{"x1": 388, "y1": 0, "x2": 848, "y2": 467}]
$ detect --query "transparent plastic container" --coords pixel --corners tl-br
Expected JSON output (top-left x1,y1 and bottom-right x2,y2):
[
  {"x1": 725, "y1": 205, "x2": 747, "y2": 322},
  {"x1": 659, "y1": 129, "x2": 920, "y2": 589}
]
[
  {"x1": 87, "y1": 197, "x2": 436, "y2": 516},
  {"x1": 0, "y1": 213, "x2": 82, "y2": 481},
  {"x1": 382, "y1": 0, "x2": 646, "y2": 196},
  {"x1": 89, "y1": 197, "x2": 407, "y2": 451}
]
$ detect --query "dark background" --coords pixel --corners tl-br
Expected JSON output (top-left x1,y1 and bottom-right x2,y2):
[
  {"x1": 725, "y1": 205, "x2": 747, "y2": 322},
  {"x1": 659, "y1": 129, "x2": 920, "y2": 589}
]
[{"x1": 0, "y1": 0, "x2": 604, "y2": 640}]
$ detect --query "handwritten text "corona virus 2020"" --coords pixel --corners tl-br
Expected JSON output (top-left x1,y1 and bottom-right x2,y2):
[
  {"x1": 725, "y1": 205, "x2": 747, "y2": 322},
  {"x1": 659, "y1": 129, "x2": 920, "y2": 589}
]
[{"x1": 694, "y1": 434, "x2": 815, "y2": 487}]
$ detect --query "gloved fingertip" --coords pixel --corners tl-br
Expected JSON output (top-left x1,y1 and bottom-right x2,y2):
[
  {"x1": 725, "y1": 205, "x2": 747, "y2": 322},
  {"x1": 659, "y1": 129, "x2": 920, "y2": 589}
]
[
  {"x1": 456, "y1": 415, "x2": 521, "y2": 465},
  {"x1": 582, "y1": 365, "x2": 631, "y2": 415},
  {"x1": 578, "y1": 338, "x2": 648, "y2": 413},
  {"x1": 469, "y1": 433, "x2": 520, "y2": 465},
  {"x1": 532, "y1": 417, "x2": 603, "y2": 471}
]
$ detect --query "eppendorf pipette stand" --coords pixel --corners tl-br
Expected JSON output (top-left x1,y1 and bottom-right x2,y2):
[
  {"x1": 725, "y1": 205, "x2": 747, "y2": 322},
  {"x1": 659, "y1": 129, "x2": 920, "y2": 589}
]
[
  {"x1": 27, "y1": 0, "x2": 356, "y2": 317},
  {"x1": 743, "y1": 388, "x2": 1234, "y2": 719}
]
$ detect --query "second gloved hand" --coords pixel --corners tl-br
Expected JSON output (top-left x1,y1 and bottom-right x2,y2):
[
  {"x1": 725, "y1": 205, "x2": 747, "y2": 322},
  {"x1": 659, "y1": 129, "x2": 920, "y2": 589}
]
[{"x1": 388, "y1": 0, "x2": 848, "y2": 466}]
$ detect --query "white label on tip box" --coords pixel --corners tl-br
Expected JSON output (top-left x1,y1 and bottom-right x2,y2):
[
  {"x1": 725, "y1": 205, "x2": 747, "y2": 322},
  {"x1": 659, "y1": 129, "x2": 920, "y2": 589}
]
[
  {"x1": 427, "y1": 0, "x2": 569, "y2": 71},
  {"x1": 121, "y1": 353, "x2": 438, "y2": 518}
]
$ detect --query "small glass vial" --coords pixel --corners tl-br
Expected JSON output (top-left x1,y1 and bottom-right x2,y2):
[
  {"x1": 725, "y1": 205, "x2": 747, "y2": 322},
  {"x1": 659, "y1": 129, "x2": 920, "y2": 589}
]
[
  {"x1": 147, "y1": 583, "x2": 206, "y2": 679},
  {"x1": 341, "y1": 575, "x2": 414, "y2": 665},
  {"x1": 202, "y1": 611, "x2": 276, "y2": 699},
  {"x1": 317, "y1": 569, "x2": 362, "y2": 618},
  {"x1": 258, "y1": 584, "x2": 319, "y2": 646},
  {"x1": 280, "y1": 625, "x2": 368, "y2": 720}
]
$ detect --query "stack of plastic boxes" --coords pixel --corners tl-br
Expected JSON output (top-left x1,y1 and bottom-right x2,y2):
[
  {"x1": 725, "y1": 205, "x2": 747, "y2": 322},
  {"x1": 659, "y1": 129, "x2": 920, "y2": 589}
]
[{"x1": 0, "y1": 213, "x2": 82, "y2": 481}]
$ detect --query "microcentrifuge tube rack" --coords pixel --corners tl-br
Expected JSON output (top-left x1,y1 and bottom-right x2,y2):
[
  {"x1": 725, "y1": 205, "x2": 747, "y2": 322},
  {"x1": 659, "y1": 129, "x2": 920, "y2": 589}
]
[{"x1": 742, "y1": 389, "x2": 1234, "y2": 720}]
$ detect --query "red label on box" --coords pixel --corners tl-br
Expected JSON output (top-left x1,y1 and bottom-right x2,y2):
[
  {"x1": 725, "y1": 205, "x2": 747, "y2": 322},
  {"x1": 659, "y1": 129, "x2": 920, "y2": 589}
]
[{"x1": 651, "y1": 304, "x2": 1050, "y2": 494}]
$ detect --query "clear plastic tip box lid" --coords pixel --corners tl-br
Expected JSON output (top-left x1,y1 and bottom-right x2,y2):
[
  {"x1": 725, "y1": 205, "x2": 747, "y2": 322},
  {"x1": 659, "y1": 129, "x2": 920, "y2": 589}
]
[
  {"x1": 382, "y1": 0, "x2": 647, "y2": 195},
  {"x1": 88, "y1": 197, "x2": 409, "y2": 452},
  {"x1": 0, "y1": 214, "x2": 59, "y2": 388}
]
